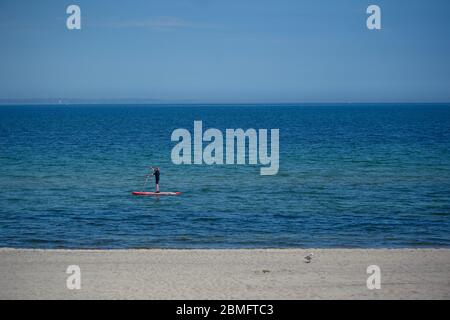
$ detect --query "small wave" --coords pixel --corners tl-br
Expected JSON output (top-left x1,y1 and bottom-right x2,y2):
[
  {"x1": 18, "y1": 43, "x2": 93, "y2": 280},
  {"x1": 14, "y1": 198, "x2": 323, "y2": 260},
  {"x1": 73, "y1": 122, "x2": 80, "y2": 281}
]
[
  {"x1": 176, "y1": 236, "x2": 191, "y2": 242},
  {"x1": 193, "y1": 216, "x2": 222, "y2": 222}
]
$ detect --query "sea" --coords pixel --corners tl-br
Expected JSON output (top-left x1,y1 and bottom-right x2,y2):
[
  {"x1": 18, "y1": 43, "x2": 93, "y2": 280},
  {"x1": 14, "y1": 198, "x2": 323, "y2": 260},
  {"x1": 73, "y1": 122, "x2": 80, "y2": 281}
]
[{"x1": 0, "y1": 104, "x2": 449, "y2": 248}]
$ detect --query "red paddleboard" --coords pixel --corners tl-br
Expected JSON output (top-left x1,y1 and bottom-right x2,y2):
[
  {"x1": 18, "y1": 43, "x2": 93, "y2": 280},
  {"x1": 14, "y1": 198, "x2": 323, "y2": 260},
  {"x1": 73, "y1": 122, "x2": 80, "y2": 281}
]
[{"x1": 132, "y1": 191, "x2": 181, "y2": 196}]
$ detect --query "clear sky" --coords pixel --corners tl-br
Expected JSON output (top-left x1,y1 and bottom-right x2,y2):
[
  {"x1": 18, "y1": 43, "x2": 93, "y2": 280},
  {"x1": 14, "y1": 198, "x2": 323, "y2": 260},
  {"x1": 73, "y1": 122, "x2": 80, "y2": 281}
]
[{"x1": 1, "y1": 0, "x2": 449, "y2": 103}]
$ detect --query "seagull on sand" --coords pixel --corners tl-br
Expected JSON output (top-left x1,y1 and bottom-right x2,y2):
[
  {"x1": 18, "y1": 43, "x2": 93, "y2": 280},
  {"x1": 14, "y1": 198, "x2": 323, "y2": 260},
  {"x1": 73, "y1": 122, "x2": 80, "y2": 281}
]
[{"x1": 304, "y1": 253, "x2": 314, "y2": 263}]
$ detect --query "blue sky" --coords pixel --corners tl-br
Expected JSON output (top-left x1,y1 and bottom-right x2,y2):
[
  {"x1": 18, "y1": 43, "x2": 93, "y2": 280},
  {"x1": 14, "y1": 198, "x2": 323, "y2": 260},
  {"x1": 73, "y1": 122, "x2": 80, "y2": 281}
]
[{"x1": 1, "y1": 0, "x2": 449, "y2": 103}]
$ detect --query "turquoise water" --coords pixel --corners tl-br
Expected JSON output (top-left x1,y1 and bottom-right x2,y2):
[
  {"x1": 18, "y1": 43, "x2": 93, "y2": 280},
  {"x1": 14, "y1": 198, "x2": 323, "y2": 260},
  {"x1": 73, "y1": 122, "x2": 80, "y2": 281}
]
[{"x1": 0, "y1": 104, "x2": 449, "y2": 248}]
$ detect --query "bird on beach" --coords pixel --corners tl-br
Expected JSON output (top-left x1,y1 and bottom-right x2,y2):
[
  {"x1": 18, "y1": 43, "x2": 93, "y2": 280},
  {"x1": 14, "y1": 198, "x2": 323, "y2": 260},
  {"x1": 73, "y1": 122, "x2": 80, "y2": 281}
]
[{"x1": 304, "y1": 253, "x2": 314, "y2": 263}]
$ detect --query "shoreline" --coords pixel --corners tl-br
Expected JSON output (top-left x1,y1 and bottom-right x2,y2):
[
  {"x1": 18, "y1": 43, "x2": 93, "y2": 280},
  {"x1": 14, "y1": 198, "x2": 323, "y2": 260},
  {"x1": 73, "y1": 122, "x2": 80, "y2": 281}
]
[
  {"x1": 1, "y1": 248, "x2": 449, "y2": 299},
  {"x1": 7, "y1": 247, "x2": 450, "y2": 252}
]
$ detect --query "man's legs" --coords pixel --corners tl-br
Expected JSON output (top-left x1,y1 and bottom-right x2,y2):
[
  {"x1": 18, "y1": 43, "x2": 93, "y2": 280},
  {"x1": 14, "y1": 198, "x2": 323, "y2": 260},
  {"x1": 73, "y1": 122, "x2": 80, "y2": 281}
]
[{"x1": 155, "y1": 177, "x2": 160, "y2": 193}]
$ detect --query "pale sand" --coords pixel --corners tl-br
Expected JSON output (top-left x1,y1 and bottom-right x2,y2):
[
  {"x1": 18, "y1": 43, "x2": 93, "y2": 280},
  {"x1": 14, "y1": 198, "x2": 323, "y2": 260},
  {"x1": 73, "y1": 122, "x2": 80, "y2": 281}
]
[{"x1": 0, "y1": 249, "x2": 449, "y2": 299}]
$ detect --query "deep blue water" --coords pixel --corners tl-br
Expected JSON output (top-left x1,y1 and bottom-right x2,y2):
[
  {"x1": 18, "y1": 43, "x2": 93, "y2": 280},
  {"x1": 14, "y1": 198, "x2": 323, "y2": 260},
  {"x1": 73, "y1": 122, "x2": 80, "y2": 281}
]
[{"x1": 0, "y1": 104, "x2": 449, "y2": 248}]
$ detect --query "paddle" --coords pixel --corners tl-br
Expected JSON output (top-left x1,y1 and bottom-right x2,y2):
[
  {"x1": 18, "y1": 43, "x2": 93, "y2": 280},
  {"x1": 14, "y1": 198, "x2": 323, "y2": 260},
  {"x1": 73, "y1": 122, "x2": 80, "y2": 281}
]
[
  {"x1": 142, "y1": 166, "x2": 155, "y2": 191},
  {"x1": 142, "y1": 175, "x2": 149, "y2": 192}
]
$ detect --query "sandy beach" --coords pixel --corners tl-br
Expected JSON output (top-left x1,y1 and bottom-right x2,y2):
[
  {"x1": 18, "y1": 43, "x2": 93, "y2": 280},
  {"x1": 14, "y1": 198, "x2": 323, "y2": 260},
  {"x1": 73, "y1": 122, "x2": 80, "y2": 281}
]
[{"x1": 0, "y1": 248, "x2": 449, "y2": 299}]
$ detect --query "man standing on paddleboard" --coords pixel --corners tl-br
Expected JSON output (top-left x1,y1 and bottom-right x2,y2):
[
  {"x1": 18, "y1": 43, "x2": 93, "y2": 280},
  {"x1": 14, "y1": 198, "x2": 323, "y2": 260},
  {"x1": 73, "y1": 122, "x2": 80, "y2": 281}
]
[{"x1": 150, "y1": 167, "x2": 160, "y2": 193}]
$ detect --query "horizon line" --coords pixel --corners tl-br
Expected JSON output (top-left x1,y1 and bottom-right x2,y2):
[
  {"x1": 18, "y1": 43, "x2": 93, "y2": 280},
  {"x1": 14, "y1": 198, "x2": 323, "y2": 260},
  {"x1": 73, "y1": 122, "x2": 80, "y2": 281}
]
[{"x1": 1, "y1": 99, "x2": 450, "y2": 106}]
